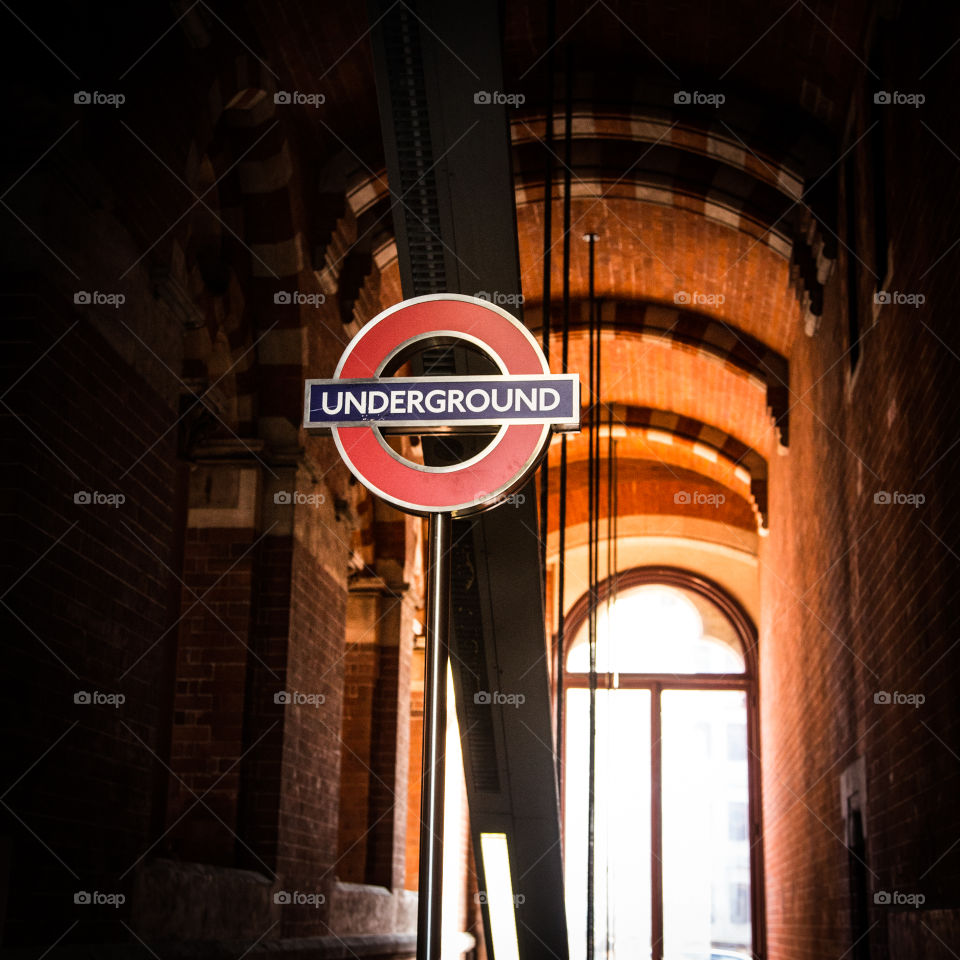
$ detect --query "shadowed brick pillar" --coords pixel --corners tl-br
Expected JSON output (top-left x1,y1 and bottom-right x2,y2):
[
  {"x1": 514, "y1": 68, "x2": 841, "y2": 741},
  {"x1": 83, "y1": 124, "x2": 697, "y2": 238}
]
[
  {"x1": 234, "y1": 463, "x2": 353, "y2": 936},
  {"x1": 337, "y1": 502, "x2": 416, "y2": 892},
  {"x1": 365, "y1": 588, "x2": 412, "y2": 890},
  {"x1": 167, "y1": 460, "x2": 261, "y2": 865},
  {"x1": 337, "y1": 573, "x2": 414, "y2": 891},
  {"x1": 338, "y1": 586, "x2": 381, "y2": 882}
]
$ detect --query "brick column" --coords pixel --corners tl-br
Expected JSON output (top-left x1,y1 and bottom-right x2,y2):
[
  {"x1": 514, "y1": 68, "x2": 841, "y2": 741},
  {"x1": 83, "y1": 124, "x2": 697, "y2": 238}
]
[
  {"x1": 166, "y1": 461, "x2": 260, "y2": 865},
  {"x1": 337, "y1": 573, "x2": 414, "y2": 890}
]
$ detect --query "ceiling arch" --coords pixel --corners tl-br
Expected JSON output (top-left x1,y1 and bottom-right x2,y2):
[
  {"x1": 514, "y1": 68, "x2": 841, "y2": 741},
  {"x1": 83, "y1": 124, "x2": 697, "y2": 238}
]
[
  {"x1": 520, "y1": 197, "x2": 802, "y2": 357},
  {"x1": 552, "y1": 329, "x2": 778, "y2": 455},
  {"x1": 527, "y1": 298, "x2": 789, "y2": 442},
  {"x1": 546, "y1": 459, "x2": 756, "y2": 534},
  {"x1": 549, "y1": 415, "x2": 767, "y2": 527}
]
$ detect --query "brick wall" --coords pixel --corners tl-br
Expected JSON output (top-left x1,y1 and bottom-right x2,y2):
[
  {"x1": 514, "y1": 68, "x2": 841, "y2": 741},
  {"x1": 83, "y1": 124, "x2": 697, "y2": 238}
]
[
  {"x1": 0, "y1": 288, "x2": 184, "y2": 943},
  {"x1": 338, "y1": 630, "x2": 378, "y2": 883},
  {"x1": 274, "y1": 537, "x2": 347, "y2": 935},
  {"x1": 760, "y1": 7, "x2": 960, "y2": 958},
  {"x1": 167, "y1": 525, "x2": 257, "y2": 865}
]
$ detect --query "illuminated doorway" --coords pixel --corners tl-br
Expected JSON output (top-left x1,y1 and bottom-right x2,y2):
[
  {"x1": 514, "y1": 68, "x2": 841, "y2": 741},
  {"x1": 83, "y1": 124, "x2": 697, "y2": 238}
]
[{"x1": 563, "y1": 569, "x2": 764, "y2": 960}]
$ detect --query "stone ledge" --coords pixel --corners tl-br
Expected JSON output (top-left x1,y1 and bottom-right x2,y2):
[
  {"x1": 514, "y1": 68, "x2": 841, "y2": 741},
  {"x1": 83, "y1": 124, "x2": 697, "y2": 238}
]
[{"x1": 0, "y1": 934, "x2": 418, "y2": 960}]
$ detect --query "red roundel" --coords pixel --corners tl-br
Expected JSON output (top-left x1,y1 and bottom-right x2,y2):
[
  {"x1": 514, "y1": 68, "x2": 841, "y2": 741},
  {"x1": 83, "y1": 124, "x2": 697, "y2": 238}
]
[{"x1": 332, "y1": 294, "x2": 551, "y2": 516}]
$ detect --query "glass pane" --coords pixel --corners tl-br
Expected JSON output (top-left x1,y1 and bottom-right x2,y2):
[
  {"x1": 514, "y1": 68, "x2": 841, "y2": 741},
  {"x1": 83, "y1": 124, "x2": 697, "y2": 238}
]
[
  {"x1": 567, "y1": 585, "x2": 745, "y2": 675},
  {"x1": 565, "y1": 688, "x2": 651, "y2": 960},
  {"x1": 661, "y1": 690, "x2": 752, "y2": 960}
]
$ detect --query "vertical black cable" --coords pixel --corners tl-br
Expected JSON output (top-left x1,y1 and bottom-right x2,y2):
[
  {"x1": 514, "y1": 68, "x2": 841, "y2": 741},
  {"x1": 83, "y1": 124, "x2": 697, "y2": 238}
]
[
  {"x1": 605, "y1": 402, "x2": 614, "y2": 960},
  {"x1": 593, "y1": 256, "x2": 602, "y2": 621},
  {"x1": 555, "y1": 44, "x2": 573, "y2": 789},
  {"x1": 606, "y1": 405, "x2": 614, "y2": 603},
  {"x1": 538, "y1": 0, "x2": 555, "y2": 584},
  {"x1": 586, "y1": 230, "x2": 598, "y2": 960}
]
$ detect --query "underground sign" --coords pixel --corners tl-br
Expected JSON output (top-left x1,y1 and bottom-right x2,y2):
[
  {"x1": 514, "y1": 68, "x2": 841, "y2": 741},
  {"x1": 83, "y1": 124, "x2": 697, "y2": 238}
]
[{"x1": 304, "y1": 294, "x2": 580, "y2": 516}]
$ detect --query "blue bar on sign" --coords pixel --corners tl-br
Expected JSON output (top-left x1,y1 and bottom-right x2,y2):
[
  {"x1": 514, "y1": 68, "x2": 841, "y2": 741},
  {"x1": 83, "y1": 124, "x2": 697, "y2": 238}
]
[{"x1": 304, "y1": 375, "x2": 579, "y2": 430}]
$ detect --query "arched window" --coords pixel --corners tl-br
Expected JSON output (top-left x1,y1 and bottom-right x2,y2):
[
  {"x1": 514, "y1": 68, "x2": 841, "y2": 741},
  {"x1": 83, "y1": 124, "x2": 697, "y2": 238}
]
[{"x1": 562, "y1": 568, "x2": 764, "y2": 960}]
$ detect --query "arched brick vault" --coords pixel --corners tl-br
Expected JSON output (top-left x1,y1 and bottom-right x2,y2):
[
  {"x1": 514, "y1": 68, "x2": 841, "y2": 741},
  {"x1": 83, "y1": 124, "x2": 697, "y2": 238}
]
[
  {"x1": 543, "y1": 459, "x2": 756, "y2": 533},
  {"x1": 352, "y1": 193, "x2": 804, "y2": 355},
  {"x1": 556, "y1": 329, "x2": 777, "y2": 456},
  {"x1": 546, "y1": 416, "x2": 768, "y2": 529},
  {"x1": 518, "y1": 197, "x2": 801, "y2": 356},
  {"x1": 513, "y1": 124, "x2": 800, "y2": 256},
  {"x1": 526, "y1": 299, "x2": 789, "y2": 443},
  {"x1": 512, "y1": 109, "x2": 810, "y2": 203},
  {"x1": 346, "y1": 95, "x2": 833, "y2": 356}
]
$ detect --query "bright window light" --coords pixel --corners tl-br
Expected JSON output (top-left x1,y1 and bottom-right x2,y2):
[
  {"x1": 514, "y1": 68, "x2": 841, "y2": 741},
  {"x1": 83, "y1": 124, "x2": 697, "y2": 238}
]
[{"x1": 479, "y1": 832, "x2": 520, "y2": 960}]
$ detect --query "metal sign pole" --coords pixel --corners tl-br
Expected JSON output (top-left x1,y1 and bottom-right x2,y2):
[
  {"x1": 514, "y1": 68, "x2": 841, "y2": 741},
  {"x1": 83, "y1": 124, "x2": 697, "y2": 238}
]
[{"x1": 417, "y1": 511, "x2": 451, "y2": 960}]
